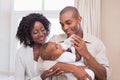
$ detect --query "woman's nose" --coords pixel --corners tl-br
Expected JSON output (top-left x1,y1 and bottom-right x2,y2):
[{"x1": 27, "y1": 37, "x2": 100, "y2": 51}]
[{"x1": 38, "y1": 31, "x2": 44, "y2": 36}]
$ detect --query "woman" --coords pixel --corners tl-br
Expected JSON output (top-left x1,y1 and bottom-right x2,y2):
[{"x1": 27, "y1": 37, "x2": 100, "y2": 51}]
[
  {"x1": 15, "y1": 13, "x2": 59, "y2": 80},
  {"x1": 15, "y1": 13, "x2": 80, "y2": 80}
]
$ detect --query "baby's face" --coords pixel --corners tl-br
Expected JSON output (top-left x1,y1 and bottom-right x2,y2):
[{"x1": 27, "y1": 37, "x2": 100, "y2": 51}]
[{"x1": 47, "y1": 42, "x2": 63, "y2": 59}]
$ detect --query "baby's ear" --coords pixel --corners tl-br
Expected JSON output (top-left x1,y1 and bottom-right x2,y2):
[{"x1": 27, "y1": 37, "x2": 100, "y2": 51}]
[{"x1": 51, "y1": 56, "x2": 56, "y2": 60}]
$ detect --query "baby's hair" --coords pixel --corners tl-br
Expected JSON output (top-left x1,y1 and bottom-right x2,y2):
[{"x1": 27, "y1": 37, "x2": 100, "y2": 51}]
[{"x1": 40, "y1": 42, "x2": 52, "y2": 60}]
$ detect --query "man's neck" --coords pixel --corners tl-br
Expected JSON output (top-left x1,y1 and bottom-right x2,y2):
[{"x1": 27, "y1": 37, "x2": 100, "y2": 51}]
[{"x1": 75, "y1": 28, "x2": 83, "y2": 38}]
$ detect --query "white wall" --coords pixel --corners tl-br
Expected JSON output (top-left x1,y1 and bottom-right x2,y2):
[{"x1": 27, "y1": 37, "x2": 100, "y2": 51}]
[
  {"x1": 0, "y1": 0, "x2": 11, "y2": 71},
  {"x1": 101, "y1": 0, "x2": 120, "y2": 80}
]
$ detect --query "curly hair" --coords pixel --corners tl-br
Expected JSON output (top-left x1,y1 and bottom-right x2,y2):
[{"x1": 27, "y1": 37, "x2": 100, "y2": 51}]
[{"x1": 16, "y1": 13, "x2": 50, "y2": 47}]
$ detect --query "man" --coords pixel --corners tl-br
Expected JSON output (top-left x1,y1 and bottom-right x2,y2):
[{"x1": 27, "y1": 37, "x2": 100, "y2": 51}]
[{"x1": 39, "y1": 6, "x2": 112, "y2": 80}]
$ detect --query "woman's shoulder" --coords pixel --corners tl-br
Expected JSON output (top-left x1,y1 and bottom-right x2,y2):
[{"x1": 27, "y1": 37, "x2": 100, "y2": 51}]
[
  {"x1": 16, "y1": 45, "x2": 33, "y2": 57},
  {"x1": 17, "y1": 45, "x2": 31, "y2": 51}
]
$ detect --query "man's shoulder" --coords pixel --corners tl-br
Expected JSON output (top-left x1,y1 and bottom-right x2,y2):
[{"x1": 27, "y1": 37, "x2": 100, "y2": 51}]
[{"x1": 84, "y1": 32, "x2": 102, "y2": 43}]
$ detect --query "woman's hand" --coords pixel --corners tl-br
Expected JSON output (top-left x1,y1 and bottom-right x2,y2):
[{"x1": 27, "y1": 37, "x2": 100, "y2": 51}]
[
  {"x1": 50, "y1": 62, "x2": 69, "y2": 74},
  {"x1": 41, "y1": 67, "x2": 61, "y2": 80}
]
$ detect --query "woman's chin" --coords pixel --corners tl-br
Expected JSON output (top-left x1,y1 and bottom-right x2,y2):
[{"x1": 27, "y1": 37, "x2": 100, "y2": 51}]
[{"x1": 40, "y1": 40, "x2": 45, "y2": 44}]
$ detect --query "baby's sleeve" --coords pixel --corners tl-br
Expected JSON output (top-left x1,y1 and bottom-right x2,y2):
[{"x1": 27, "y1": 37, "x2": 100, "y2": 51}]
[{"x1": 37, "y1": 57, "x2": 57, "y2": 72}]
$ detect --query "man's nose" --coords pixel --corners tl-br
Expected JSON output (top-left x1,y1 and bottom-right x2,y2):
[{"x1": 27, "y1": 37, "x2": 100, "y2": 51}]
[{"x1": 63, "y1": 25, "x2": 69, "y2": 30}]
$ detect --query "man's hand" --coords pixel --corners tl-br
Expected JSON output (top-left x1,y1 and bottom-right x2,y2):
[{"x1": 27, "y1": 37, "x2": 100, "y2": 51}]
[
  {"x1": 71, "y1": 34, "x2": 89, "y2": 57},
  {"x1": 51, "y1": 62, "x2": 92, "y2": 80}
]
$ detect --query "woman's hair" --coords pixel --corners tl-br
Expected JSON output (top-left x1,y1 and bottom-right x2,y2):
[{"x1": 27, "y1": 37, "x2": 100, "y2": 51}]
[{"x1": 16, "y1": 13, "x2": 50, "y2": 47}]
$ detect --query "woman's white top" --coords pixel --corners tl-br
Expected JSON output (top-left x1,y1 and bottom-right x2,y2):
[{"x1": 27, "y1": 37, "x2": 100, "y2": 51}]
[{"x1": 15, "y1": 46, "x2": 43, "y2": 80}]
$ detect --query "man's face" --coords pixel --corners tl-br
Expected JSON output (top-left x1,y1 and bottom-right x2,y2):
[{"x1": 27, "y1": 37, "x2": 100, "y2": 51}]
[{"x1": 60, "y1": 11, "x2": 81, "y2": 37}]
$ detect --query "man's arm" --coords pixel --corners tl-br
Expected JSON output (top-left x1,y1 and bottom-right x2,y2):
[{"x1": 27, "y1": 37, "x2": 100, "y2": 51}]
[
  {"x1": 84, "y1": 53, "x2": 107, "y2": 80},
  {"x1": 71, "y1": 34, "x2": 110, "y2": 80}
]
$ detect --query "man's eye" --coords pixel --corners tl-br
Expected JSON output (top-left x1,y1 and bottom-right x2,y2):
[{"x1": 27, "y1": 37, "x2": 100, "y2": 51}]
[
  {"x1": 67, "y1": 23, "x2": 71, "y2": 25},
  {"x1": 60, "y1": 22, "x2": 64, "y2": 27},
  {"x1": 61, "y1": 24, "x2": 64, "y2": 27},
  {"x1": 66, "y1": 22, "x2": 71, "y2": 25},
  {"x1": 66, "y1": 20, "x2": 71, "y2": 25}
]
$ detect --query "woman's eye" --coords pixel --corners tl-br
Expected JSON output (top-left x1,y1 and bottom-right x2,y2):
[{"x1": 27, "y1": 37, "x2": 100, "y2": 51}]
[
  {"x1": 32, "y1": 31, "x2": 38, "y2": 34},
  {"x1": 41, "y1": 29, "x2": 45, "y2": 32}
]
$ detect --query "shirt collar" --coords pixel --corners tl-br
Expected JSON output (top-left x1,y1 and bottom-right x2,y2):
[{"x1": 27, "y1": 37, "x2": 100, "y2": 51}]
[{"x1": 83, "y1": 31, "x2": 91, "y2": 44}]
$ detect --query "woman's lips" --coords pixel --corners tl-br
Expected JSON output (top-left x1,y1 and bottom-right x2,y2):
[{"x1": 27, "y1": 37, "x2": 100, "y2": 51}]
[{"x1": 39, "y1": 37, "x2": 45, "y2": 41}]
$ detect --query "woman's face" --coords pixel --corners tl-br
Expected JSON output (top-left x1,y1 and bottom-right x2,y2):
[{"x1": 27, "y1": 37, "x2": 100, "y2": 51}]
[{"x1": 31, "y1": 21, "x2": 47, "y2": 45}]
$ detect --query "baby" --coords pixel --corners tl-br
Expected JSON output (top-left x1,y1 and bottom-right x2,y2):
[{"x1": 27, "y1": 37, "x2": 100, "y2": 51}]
[
  {"x1": 40, "y1": 43, "x2": 77, "y2": 63},
  {"x1": 38, "y1": 36, "x2": 94, "y2": 80}
]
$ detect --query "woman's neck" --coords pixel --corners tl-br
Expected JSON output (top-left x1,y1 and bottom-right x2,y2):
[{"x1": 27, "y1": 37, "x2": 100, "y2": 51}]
[
  {"x1": 33, "y1": 43, "x2": 42, "y2": 49},
  {"x1": 33, "y1": 44, "x2": 42, "y2": 61}
]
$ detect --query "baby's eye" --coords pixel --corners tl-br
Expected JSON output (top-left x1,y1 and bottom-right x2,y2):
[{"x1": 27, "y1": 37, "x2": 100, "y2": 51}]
[{"x1": 55, "y1": 44, "x2": 59, "y2": 49}]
